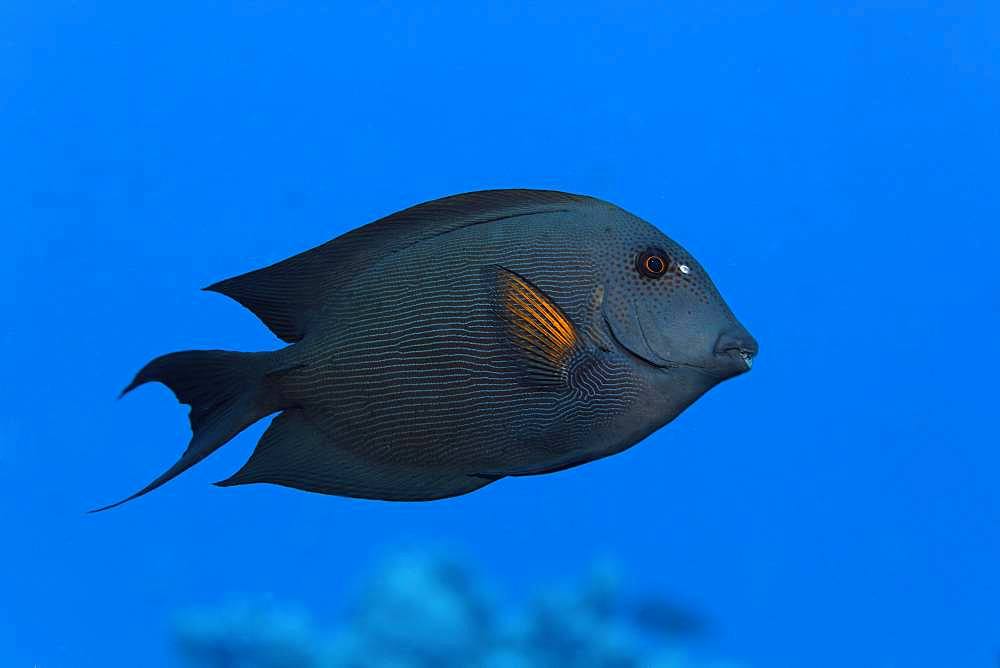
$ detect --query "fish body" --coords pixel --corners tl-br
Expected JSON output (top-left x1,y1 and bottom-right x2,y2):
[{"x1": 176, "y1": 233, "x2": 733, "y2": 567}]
[{"x1": 96, "y1": 190, "x2": 757, "y2": 510}]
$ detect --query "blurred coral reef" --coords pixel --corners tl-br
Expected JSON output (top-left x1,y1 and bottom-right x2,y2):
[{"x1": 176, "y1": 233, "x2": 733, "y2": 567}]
[{"x1": 173, "y1": 551, "x2": 743, "y2": 668}]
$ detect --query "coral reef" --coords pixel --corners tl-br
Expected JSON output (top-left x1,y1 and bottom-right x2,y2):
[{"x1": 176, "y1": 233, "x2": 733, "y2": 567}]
[{"x1": 173, "y1": 551, "x2": 743, "y2": 668}]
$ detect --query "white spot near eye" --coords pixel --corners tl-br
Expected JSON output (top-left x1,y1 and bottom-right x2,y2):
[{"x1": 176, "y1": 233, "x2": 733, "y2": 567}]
[{"x1": 678, "y1": 264, "x2": 691, "y2": 275}]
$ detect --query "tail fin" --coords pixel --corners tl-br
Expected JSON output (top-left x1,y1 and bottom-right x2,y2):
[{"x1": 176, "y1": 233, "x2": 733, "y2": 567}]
[{"x1": 91, "y1": 350, "x2": 287, "y2": 512}]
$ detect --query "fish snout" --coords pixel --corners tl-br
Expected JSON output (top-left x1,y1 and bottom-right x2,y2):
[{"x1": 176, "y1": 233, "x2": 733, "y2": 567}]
[{"x1": 713, "y1": 326, "x2": 759, "y2": 374}]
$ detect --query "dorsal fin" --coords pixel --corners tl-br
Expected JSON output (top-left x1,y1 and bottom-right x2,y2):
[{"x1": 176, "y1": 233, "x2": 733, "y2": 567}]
[{"x1": 205, "y1": 189, "x2": 592, "y2": 342}]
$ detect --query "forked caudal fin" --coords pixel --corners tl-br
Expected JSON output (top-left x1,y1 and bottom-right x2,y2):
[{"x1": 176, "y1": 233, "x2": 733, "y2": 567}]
[{"x1": 90, "y1": 349, "x2": 290, "y2": 512}]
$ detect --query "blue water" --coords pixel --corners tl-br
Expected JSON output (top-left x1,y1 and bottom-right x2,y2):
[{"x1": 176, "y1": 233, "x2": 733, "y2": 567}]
[{"x1": 3, "y1": 2, "x2": 998, "y2": 666}]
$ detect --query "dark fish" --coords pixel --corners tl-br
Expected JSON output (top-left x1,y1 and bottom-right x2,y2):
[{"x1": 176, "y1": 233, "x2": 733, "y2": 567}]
[
  {"x1": 93, "y1": 190, "x2": 757, "y2": 511},
  {"x1": 627, "y1": 596, "x2": 710, "y2": 639}
]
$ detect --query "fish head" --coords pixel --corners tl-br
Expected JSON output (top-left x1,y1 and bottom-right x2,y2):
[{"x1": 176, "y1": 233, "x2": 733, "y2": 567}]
[{"x1": 596, "y1": 207, "x2": 758, "y2": 395}]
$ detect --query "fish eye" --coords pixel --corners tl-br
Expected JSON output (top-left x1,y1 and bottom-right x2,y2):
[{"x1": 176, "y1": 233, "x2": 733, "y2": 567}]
[{"x1": 636, "y1": 250, "x2": 669, "y2": 278}]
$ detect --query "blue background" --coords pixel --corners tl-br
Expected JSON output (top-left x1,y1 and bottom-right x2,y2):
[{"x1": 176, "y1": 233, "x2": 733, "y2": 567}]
[{"x1": 2, "y1": 1, "x2": 998, "y2": 666}]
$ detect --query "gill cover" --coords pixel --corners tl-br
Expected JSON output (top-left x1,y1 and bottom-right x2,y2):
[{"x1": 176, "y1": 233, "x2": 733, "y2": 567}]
[{"x1": 602, "y1": 298, "x2": 672, "y2": 368}]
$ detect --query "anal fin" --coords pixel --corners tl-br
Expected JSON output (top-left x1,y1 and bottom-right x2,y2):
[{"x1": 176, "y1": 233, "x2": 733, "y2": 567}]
[{"x1": 217, "y1": 409, "x2": 496, "y2": 501}]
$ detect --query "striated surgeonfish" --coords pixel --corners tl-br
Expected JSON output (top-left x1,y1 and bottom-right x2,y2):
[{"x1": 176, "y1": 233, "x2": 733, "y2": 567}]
[{"x1": 94, "y1": 189, "x2": 758, "y2": 511}]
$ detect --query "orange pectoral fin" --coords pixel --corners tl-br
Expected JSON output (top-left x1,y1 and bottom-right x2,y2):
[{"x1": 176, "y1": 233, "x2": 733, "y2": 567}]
[{"x1": 494, "y1": 266, "x2": 581, "y2": 384}]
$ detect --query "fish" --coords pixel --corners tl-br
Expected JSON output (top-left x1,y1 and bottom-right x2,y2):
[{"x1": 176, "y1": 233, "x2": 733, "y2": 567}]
[
  {"x1": 627, "y1": 596, "x2": 709, "y2": 639},
  {"x1": 93, "y1": 189, "x2": 758, "y2": 511}
]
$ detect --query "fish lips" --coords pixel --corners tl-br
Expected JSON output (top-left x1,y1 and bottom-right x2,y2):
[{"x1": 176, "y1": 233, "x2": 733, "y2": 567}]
[
  {"x1": 713, "y1": 326, "x2": 759, "y2": 376},
  {"x1": 713, "y1": 347, "x2": 756, "y2": 378}
]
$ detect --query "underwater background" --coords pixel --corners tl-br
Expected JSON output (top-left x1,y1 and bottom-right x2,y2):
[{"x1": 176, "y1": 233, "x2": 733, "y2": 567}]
[{"x1": 3, "y1": 1, "x2": 998, "y2": 666}]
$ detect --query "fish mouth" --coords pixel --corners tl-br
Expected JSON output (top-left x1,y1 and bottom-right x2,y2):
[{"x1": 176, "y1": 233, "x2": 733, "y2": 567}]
[
  {"x1": 712, "y1": 325, "x2": 758, "y2": 376},
  {"x1": 719, "y1": 347, "x2": 754, "y2": 373}
]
